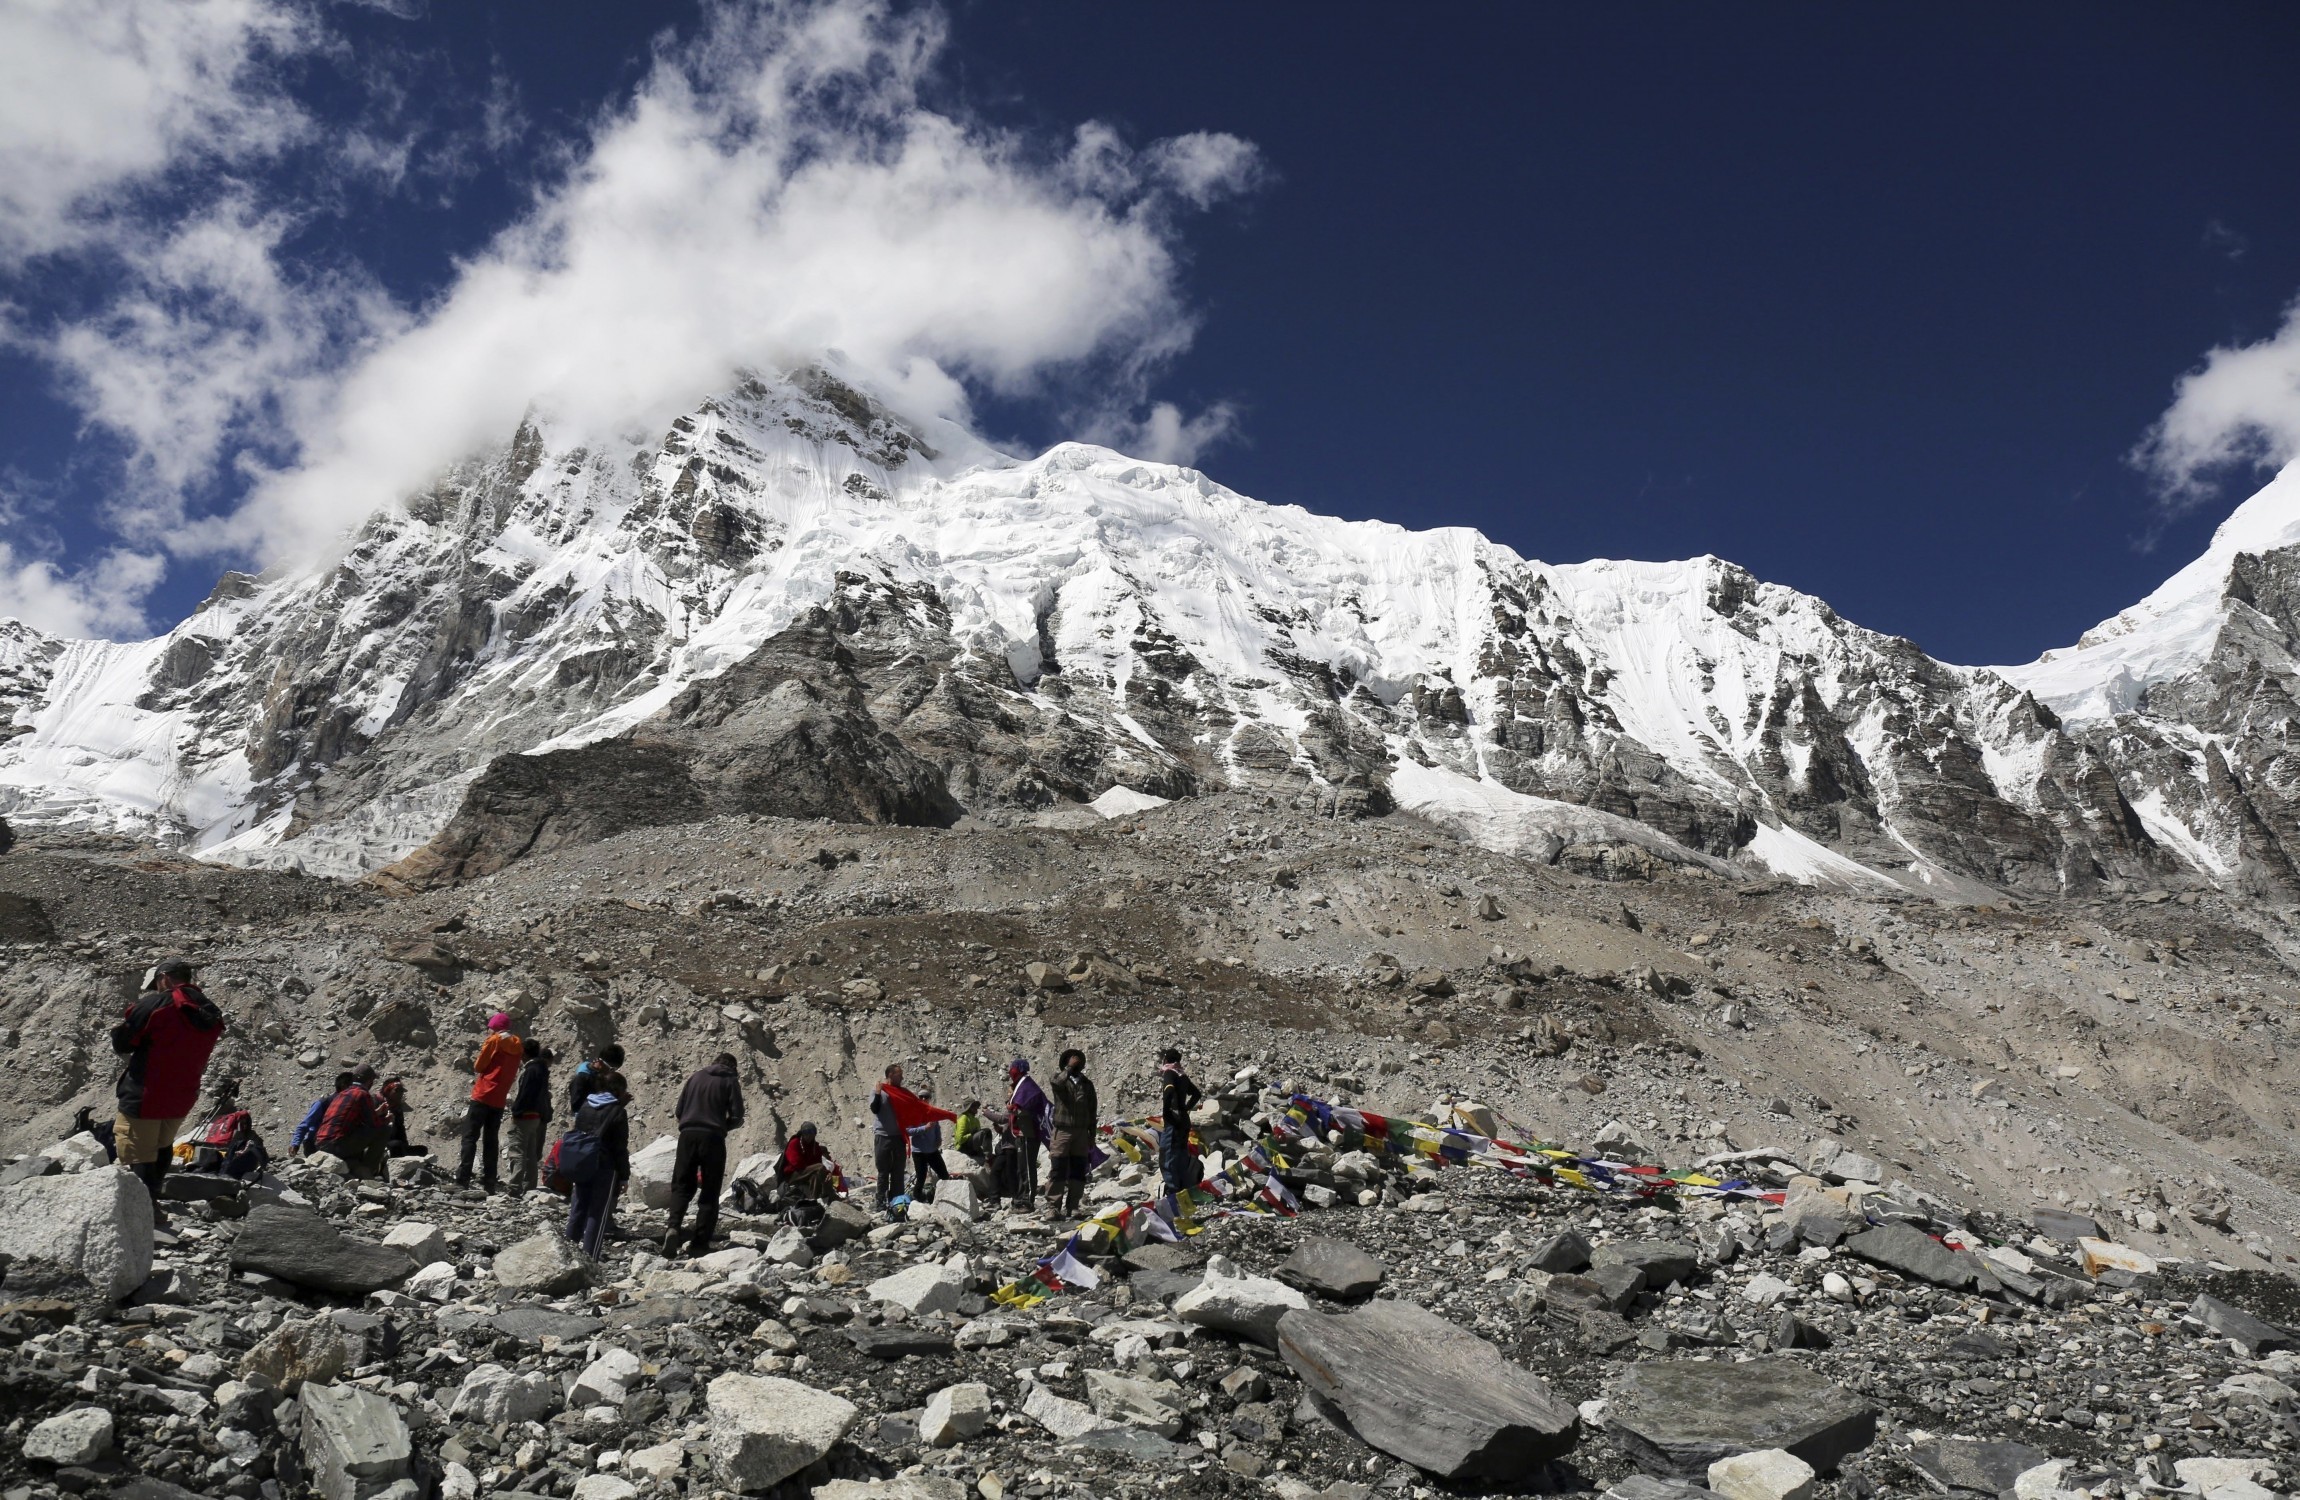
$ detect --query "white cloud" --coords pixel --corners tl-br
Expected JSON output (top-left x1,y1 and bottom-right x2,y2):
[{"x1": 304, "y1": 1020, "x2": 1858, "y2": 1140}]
[
  {"x1": 0, "y1": 0, "x2": 305, "y2": 266},
  {"x1": 2137, "y1": 297, "x2": 2300, "y2": 510},
  {"x1": 1090, "y1": 399, "x2": 1243, "y2": 468},
  {"x1": 223, "y1": 0, "x2": 1261, "y2": 561},
  {"x1": 0, "y1": 543, "x2": 165, "y2": 638}
]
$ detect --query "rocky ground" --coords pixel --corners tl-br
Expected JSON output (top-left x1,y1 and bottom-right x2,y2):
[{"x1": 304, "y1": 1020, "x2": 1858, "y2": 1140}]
[{"x1": 2, "y1": 792, "x2": 2300, "y2": 1499}]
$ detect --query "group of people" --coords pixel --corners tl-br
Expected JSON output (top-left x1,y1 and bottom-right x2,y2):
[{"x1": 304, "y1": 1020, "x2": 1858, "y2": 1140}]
[
  {"x1": 93, "y1": 952, "x2": 1213, "y2": 1255},
  {"x1": 865, "y1": 1045, "x2": 1205, "y2": 1220}
]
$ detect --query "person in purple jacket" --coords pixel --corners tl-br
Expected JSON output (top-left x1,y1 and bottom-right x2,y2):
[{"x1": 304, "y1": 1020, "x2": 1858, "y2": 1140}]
[{"x1": 1005, "y1": 1057, "x2": 1050, "y2": 1205}]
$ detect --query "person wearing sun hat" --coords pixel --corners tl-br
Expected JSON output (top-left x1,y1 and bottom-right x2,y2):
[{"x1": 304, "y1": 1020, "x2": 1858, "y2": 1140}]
[{"x1": 456, "y1": 1010, "x2": 522, "y2": 1192}]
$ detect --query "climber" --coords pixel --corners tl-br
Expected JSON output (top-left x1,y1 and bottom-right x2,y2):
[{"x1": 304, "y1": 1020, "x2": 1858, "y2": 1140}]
[
  {"x1": 456, "y1": 1011, "x2": 521, "y2": 1192},
  {"x1": 662, "y1": 1052, "x2": 745, "y2": 1257},
  {"x1": 110, "y1": 957, "x2": 227, "y2": 1210},
  {"x1": 1046, "y1": 1048, "x2": 1099, "y2": 1218},
  {"x1": 1156, "y1": 1046, "x2": 1204, "y2": 1196}
]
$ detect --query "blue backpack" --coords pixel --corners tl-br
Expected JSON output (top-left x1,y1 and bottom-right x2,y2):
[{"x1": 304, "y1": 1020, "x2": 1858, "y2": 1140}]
[{"x1": 555, "y1": 1127, "x2": 606, "y2": 1186}]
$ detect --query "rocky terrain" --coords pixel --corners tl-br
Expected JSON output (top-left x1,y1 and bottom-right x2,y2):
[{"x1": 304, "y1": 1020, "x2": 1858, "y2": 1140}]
[{"x1": 2, "y1": 781, "x2": 2299, "y2": 1500}]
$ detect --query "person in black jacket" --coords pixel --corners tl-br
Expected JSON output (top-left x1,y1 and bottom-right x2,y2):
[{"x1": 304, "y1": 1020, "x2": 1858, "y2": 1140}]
[
  {"x1": 1156, "y1": 1047, "x2": 1204, "y2": 1196},
  {"x1": 565, "y1": 1070, "x2": 630, "y2": 1258},
  {"x1": 506, "y1": 1041, "x2": 552, "y2": 1192},
  {"x1": 662, "y1": 1053, "x2": 744, "y2": 1256},
  {"x1": 566, "y1": 1043, "x2": 625, "y2": 1119}
]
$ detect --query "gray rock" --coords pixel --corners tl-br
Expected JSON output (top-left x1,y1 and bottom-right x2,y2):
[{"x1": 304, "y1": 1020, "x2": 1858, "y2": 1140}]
[
  {"x1": 1527, "y1": 1230, "x2": 1593, "y2": 1273},
  {"x1": 1589, "y1": 1261, "x2": 1649, "y2": 1310},
  {"x1": 811, "y1": 1480, "x2": 968, "y2": 1500},
  {"x1": 1607, "y1": 1358, "x2": 1878, "y2": 1479},
  {"x1": 1174, "y1": 1255, "x2": 1310, "y2": 1346},
  {"x1": 2189, "y1": 1293, "x2": 2293, "y2": 1355},
  {"x1": 1841, "y1": 1225, "x2": 1981, "y2": 1291},
  {"x1": 1592, "y1": 1240, "x2": 1701, "y2": 1289},
  {"x1": 921, "y1": 1382, "x2": 991, "y2": 1446},
  {"x1": 1275, "y1": 1298, "x2": 1579, "y2": 1482},
  {"x1": 240, "y1": 1316, "x2": 350, "y2": 1392},
  {"x1": 707, "y1": 1373, "x2": 858, "y2": 1490},
  {"x1": 1083, "y1": 1369, "x2": 1188, "y2": 1436},
  {"x1": 1277, "y1": 1237, "x2": 1387, "y2": 1300},
  {"x1": 1606, "y1": 1480, "x2": 1728, "y2": 1500},
  {"x1": 490, "y1": 1231, "x2": 597, "y2": 1295},
  {"x1": 2031, "y1": 1207, "x2": 2101, "y2": 1243},
  {"x1": 24, "y1": 1406, "x2": 115, "y2": 1465},
  {"x1": 450, "y1": 1363, "x2": 557, "y2": 1424},
  {"x1": 301, "y1": 1382, "x2": 413, "y2": 1500},
  {"x1": 228, "y1": 1204, "x2": 416, "y2": 1296},
  {"x1": 848, "y1": 1325, "x2": 956, "y2": 1359},
  {"x1": 490, "y1": 1305, "x2": 604, "y2": 1343},
  {"x1": 0, "y1": 1165, "x2": 154, "y2": 1300},
  {"x1": 808, "y1": 1200, "x2": 874, "y2": 1251},
  {"x1": 1118, "y1": 1242, "x2": 1206, "y2": 1275},
  {"x1": 1907, "y1": 1437, "x2": 2052, "y2": 1494}
]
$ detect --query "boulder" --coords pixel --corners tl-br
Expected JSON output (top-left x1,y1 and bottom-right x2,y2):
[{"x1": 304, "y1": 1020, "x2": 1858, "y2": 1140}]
[
  {"x1": 706, "y1": 1373, "x2": 858, "y2": 1491},
  {"x1": 228, "y1": 1204, "x2": 415, "y2": 1296},
  {"x1": 1276, "y1": 1299, "x2": 1579, "y2": 1482},
  {"x1": 932, "y1": 1178, "x2": 983, "y2": 1219},
  {"x1": 1527, "y1": 1230, "x2": 1593, "y2": 1273},
  {"x1": 1607, "y1": 1358, "x2": 1878, "y2": 1479},
  {"x1": 2189, "y1": 1293, "x2": 2293, "y2": 1355},
  {"x1": 869, "y1": 1261, "x2": 965, "y2": 1316},
  {"x1": 2077, "y1": 1237, "x2": 2157, "y2": 1277},
  {"x1": 848, "y1": 1326, "x2": 955, "y2": 1359},
  {"x1": 812, "y1": 1480, "x2": 968, "y2": 1500},
  {"x1": 571, "y1": 1347, "x2": 643, "y2": 1406},
  {"x1": 1084, "y1": 1369, "x2": 1188, "y2": 1436},
  {"x1": 625, "y1": 1443, "x2": 686, "y2": 1482},
  {"x1": 1022, "y1": 1383, "x2": 1112, "y2": 1439},
  {"x1": 1907, "y1": 1437, "x2": 2052, "y2": 1495},
  {"x1": 808, "y1": 1199, "x2": 873, "y2": 1251},
  {"x1": 0, "y1": 1165, "x2": 154, "y2": 1300},
  {"x1": 572, "y1": 1479, "x2": 636, "y2": 1500},
  {"x1": 379, "y1": 1222, "x2": 450, "y2": 1268},
  {"x1": 24, "y1": 1406, "x2": 115, "y2": 1465},
  {"x1": 1708, "y1": 1449, "x2": 1815, "y2": 1500},
  {"x1": 301, "y1": 1382, "x2": 413, "y2": 1500},
  {"x1": 922, "y1": 1382, "x2": 991, "y2": 1446},
  {"x1": 1842, "y1": 1225, "x2": 1981, "y2": 1291},
  {"x1": 449, "y1": 1363, "x2": 557, "y2": 1425},
  {"x1": 1277, "y1": 1237, "x2": 1386, "y2": 1300},
  {"x1": 240, "y1": 1316, "x2": 351, "y2": 1392},
  {"x1": 492, "y1": 1231, "x2": 598, "y2": 1295},
  {"x1": 1592, "y1": 1241, "x2": 1701, "y2": 1289},
  {"x1": 629, "y1": 1135, "x2": 682, "y2": 1211},
  {"x1": 1174, "y1": 1254, "x2": 1310, "y2": 1346}
]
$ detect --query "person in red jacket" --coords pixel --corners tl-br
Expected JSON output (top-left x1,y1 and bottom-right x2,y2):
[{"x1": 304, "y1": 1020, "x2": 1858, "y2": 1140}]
[
  {"x1": 111, "y1": 958, "x2": 226, "y2": 1207},
  {"x1": 314, "y1": 1065, "x2": 389, "y2": 1178},
  {"x1": 457, "y1": 1011, "x2": 522, "y2": 1192}
]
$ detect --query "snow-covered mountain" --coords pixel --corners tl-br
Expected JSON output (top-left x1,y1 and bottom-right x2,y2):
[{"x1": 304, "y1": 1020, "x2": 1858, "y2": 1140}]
[{"x1": 2, "y1": 365, "x2": 2296, "y2": 899}]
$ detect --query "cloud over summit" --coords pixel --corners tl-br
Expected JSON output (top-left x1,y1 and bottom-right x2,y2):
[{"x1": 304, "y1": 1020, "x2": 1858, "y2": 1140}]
[{"x1": 0, "y1": 0, "x2": 1261, "y2": 632}]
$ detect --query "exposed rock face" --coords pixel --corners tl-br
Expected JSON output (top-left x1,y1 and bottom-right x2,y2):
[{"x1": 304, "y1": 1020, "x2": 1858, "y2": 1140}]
[
  {"x1": 11, "y1": 372, "x2": 2300, "y2": 900},
  {"x1": 1607, "y1": 1358, "x2": 1879, "y2": 1479},
  {"x1": 1275, "y1": 1298, "x2": 1579, "y2": 1481}
]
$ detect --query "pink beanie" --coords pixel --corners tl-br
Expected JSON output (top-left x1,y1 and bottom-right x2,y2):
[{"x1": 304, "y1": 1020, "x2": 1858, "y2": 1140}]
[{"x1": 487, "y1": 1011, "x2": 510, "y2": 1031}]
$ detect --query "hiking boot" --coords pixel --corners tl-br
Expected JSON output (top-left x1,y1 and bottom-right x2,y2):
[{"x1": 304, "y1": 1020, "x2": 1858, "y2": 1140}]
[{"x1": 660, "y1": 1228, "x2": 684, "y2": 1258}]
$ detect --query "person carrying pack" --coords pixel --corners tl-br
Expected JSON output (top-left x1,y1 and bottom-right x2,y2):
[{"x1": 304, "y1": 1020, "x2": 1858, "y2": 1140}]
[
  {"x1": 561, "y1": 1072, "x2": 630, "y2": 1257},
  {"x1": 111, "y1": 957, "x2": 227, "y2": 1209}
]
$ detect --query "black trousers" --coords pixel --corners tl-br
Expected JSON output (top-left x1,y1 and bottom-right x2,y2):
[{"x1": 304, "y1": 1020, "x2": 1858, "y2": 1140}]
[
  {"x1": 666, "y1": 1127, "x2": 728, "y2": 1249},
  {"x1": 457, "y1": 1102, "x2": 503, "y2": 1187},
  {"x1": 911, "y1": 1148, "x2": 950, "y2": 1199},
  {"x1": 874, "y1": 1135, "x2": 906, "y2": 1208}
]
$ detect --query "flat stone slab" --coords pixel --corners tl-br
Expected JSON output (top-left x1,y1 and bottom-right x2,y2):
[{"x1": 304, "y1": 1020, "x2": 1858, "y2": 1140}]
[
  {"x1": 1842, "y1": 1225, "x2": 1980, "y2": 1291},
  {"x1": 849, "y1": 1325, "x2": 956, "y2": 1359},
  {"x1": 1277, "y1": 1238, "x2": 1387, "y2": 1300},
  {"x1": 1277, "y1": 1298, "x2": 1578, "y2": 1482},
  {"x1": 2030, "y1": 1207, "x2": 2101, "y2": 1243},
  {"x1": 1118, "y1": 1242, "x2": 1206, "y2": 1276},
  {"x1": 491, "y1": 1306, "x2": 605, "y2": 1343},
  {"x1": 1908, "y1": 1437, "x2": 2051, "y2": 1494},
  {"x1": 229, "y1": 1204, "x2": 415, "y2": 1296},
  {"x1": 2190, "y1": 1293, "x2": 2293, "y2": 1355},
  {"x1": 1127, "y1": 1269, "x2": 1203, "y2": 1304},
  {"x1": 1592, "y1": 1241, "x2": 1701, "y2": 1289},
  {"x1": 1608, "y1": 1358, "x2": 1878, "y2": 1479}
]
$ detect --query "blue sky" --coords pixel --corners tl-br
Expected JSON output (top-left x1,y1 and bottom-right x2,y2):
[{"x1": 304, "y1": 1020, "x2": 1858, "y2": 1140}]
[{"x1": 3, "y1": 1, "x2": 2299, "y2": 666}]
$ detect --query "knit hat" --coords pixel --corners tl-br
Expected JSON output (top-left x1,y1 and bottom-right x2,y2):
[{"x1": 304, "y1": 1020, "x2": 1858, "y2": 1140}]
[{"x1": 487, "y1": 1012, "x2": 511, "y2": 1031}]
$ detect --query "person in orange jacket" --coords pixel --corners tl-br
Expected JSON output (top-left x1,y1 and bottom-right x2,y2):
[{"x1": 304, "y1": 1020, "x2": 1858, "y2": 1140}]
[{"x1": 456, "y1": 1011, "x2": 522, "y2": 1192}]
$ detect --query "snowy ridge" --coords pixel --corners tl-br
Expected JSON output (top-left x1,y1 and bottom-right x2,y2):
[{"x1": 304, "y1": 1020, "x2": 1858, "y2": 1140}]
[{"x1": 1, "y1": 367, "x2": 2296, "y2": 898}]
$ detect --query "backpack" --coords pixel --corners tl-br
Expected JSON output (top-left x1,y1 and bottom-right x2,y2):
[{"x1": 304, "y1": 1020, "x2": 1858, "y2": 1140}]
[{"x1": 554, "y1": 1127, "x2": 607, "y2": 1187}]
